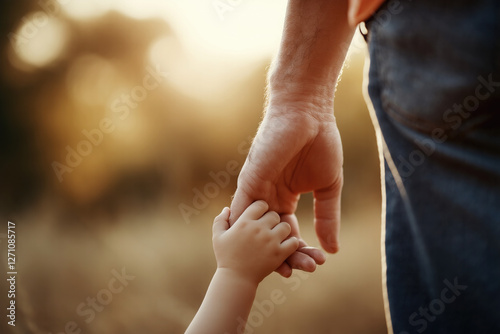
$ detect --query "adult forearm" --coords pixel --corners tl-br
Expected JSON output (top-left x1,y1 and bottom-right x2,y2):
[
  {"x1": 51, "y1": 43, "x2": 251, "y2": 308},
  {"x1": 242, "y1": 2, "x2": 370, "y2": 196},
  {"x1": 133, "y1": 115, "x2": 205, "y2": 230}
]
[
  {"x1": 185, "y1": 269, "x2": 257, "y2": 334},
  {"x1": 268, "y1": 0, "x2": 354, "y2": 108}
]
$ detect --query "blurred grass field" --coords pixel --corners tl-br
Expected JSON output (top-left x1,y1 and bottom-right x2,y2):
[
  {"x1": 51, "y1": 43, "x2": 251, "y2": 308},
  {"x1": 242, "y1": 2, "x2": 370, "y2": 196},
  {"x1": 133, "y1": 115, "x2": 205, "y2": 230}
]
[{"x1": 7, "y1": 197, "x2": 385, "y2": 334}]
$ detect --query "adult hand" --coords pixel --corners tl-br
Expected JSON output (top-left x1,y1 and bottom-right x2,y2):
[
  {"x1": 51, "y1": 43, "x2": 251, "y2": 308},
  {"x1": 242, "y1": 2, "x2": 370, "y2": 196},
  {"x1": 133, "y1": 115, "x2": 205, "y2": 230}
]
[{"x1": 230, "y1": 99, "x2": 343, "y2": 278}]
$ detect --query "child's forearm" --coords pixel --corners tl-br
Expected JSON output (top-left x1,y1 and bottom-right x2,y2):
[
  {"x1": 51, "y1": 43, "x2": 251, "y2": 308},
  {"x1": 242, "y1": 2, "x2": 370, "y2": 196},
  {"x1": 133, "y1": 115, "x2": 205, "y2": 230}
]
[{"x1": 185, "y1": 269, "x2": 258, "y2": 334}]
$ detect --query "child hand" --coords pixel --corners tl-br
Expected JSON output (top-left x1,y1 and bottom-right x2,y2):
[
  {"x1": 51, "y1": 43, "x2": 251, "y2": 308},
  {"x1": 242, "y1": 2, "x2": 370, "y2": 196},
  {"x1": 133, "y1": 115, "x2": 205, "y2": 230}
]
[{"x1": 212, "y1": 200, "x2": 300, "y2": 285}]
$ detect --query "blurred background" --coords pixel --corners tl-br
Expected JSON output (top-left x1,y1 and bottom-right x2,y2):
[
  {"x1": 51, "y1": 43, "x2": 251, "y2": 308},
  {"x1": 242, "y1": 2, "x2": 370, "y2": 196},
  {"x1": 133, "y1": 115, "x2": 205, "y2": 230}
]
[{"x1": 0, "y1": 1, "x2": 385, "y2": 333}]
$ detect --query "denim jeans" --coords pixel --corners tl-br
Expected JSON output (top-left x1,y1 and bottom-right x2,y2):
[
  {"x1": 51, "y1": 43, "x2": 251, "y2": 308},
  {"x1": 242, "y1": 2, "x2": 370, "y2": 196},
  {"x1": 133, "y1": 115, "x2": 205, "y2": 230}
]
[{"x1": 365, "y1": 0, "x2": 500, "y2": 333}]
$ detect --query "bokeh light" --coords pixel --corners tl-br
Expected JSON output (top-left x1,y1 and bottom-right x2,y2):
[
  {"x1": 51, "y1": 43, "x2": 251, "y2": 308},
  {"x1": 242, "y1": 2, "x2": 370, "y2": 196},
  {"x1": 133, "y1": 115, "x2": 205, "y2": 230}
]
[
  {"x1": 9, "y1": 12, "x2": 68, "y2": 69},
  {"x1": 66, "y1": 54, "x2": 119, "y2": 106}
]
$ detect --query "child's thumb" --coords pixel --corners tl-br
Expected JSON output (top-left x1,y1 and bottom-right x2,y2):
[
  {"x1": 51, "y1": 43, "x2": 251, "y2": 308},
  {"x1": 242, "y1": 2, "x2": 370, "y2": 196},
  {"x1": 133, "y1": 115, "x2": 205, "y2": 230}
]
[{"x1": 212, "y1": 207, "x2": 230, "y2": 237}]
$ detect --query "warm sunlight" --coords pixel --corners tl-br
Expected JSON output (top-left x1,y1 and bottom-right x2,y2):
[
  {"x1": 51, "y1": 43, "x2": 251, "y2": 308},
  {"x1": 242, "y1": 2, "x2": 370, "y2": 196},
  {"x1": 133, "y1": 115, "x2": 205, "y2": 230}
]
[
  {"x1": 9, "y1": 12, "x2": 68, "y2": 69},
  {"x1": 60, "y1": 0, "x2": 288, "y2": 59},
  {"x1": 57, "y1": 0, "x2": 288, "y2": 100},
  {"x1": 2, "y1": 2, "x2": 390, "y2": 334}
]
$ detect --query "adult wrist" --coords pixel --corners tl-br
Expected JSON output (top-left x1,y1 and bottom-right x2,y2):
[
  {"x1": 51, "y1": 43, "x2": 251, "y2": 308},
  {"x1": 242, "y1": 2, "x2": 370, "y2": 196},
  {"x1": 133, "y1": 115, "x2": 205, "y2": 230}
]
[
  {"x1": 267, "y1": 74, "x2": 336, "y2": 114},
  {"x1": 265, "y1": 85, "x2": 337, "y2": 124}
]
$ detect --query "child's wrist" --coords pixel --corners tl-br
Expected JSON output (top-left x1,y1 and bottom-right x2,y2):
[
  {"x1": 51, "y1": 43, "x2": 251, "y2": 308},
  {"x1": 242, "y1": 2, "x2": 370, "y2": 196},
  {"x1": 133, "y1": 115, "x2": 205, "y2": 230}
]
[{"x1": 215, "y1": 267, "x2": 260, "y2": 290}]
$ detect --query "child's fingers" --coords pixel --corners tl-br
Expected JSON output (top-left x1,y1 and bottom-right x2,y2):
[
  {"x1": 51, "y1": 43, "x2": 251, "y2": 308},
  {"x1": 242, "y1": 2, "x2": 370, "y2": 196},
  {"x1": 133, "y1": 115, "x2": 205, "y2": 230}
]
[
  {"x1": 280, "y1": 236, "x2": 300, "y2": 257},
  {"x1": 212, "y1": 207, "x2": 230, "y2": 237},
  {"x1": 272, "y1": 221, "x2": 292, "y2": 240},
  {"x1": 238, "y1": 200, "x2": 269, "y2": 222},
  {"x1": 260, "y1": 210, "x2": 281, "y2": 228}
]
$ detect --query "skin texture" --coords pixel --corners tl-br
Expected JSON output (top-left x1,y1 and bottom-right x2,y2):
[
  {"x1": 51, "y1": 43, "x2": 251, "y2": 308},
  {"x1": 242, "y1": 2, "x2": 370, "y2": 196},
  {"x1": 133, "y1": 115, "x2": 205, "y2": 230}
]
[
  {"x1": 230, "y1": 0, "x2": 354, "y2": 277},
  {"x1": 186, "y1": 1, "x2": 355, "y2": 332},
  {"x1": 185, "y1": 201, "x2": 299, "y2": 334}
]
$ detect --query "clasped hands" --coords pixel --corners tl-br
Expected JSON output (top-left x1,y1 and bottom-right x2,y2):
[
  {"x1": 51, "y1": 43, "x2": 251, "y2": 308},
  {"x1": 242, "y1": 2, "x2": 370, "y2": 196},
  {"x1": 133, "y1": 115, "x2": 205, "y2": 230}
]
[{"x1": 217, "y1": 101, "x2": 344, "y2": 279}]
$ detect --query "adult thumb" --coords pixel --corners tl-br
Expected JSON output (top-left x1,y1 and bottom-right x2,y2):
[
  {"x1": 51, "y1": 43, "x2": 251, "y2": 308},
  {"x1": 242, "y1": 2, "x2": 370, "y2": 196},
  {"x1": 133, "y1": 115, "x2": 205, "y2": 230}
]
[{"x1": 313, "y1": 177, "x2": 343, "y2": 253}]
